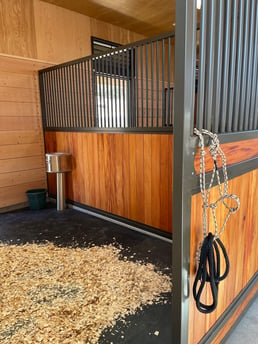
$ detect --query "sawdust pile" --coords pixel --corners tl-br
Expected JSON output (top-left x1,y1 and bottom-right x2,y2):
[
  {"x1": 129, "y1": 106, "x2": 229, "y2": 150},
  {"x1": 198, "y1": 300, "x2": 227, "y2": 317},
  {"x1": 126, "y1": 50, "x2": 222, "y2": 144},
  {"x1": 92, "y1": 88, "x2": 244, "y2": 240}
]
[{"x1": 0, "y1": 243, "x2": 171, "y2": 343}]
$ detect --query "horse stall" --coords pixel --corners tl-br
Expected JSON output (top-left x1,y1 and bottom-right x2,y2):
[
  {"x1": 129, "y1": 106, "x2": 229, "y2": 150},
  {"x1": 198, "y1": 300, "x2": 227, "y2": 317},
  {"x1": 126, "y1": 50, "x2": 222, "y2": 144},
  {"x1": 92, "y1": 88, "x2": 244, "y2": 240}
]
[{"x1": 0, "y1": 0, "x2": 257, "y2": 343}]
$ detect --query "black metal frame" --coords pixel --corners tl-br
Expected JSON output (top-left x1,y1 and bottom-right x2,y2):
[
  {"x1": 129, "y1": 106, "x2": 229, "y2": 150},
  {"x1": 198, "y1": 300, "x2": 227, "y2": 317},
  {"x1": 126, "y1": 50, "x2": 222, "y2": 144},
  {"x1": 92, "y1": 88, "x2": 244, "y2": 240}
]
[
  {"x1": 39, "y1": 31, "x2": 175, "y2": 132},
  {"x1": 172, "y1": 0, "x2": 197, "y2": 343},
  {"x1": 172, "y1": 1, "x2": 258, "y2": 342}
]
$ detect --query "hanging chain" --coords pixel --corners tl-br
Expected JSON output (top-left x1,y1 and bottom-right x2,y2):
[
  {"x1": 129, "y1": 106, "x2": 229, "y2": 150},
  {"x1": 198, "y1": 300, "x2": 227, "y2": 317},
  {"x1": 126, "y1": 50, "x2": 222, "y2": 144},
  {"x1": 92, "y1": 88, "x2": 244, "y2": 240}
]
[{"x1": 194, "y1": 128, "x2": 240, "y2": 245}]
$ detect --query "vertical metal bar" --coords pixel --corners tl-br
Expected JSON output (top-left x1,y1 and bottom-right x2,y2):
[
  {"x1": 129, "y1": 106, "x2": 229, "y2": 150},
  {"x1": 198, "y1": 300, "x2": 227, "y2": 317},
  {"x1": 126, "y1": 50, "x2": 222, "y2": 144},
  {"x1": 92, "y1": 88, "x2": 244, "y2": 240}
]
[
  {"x1": 226, "y1": 0, "x2": 238, "y2": 132},
  {"x1": 204, "y1": 0, "x2": 216, "y2": 131},
  {"x1": 100, "y1": 57, "x2": 104, "y2": 127},
  {"x1": 156, "y1": 40, "x2": 159, "y2": 126},
  {"x1": 151, "y1": 42, "x2": 154, "y2": 127},
  {"x1": 145, "y1": 44, "x2": 149, "y2": 127},
  {"x1": 238, "y1": 0, "x2": 251, "y2": 131},
  {"x1": 122, "y1": 49, "x2": 125, "y2": 127},
  {"x1": 114, "y1": 53, "x2": 117, "y2": 128},
  {"x1": 87, "y1": 59, "x2": 93, "y2": 127},
  {"x1": 43, "y1": 73, "x2": 49, "y2": 127},
  {"x1": 233, "y1": 0, "x2": 245, "y2": 131},
  {"x1": 77, "y1": 63, "x2": 83, "y2": 128},
  {"x1": 50, "y1": 71, "x2": 56, "y2": 127},
  {"x1": 128, "y1": 48, "x2": 131, "y2": 127},
  {"x1": 118, "y1": 52, "x2": 121, "y2": 127},
  {"x1": 212, "y1": 0, "x2": 224, "y2": 132},
  {"x1": 141, "y1": 45, "x2": 144, "y2": 127},
  {"x1": 61, "y1": 68, "x2": 66, "y2": 128},
  {"x1": 220, "y1": 0, "x2": 231, "y2": 133},
  {"x1": 59, "y1": 67, "x2": 66, "y2": 128},
  {"x1": 75, "y1": 64, "x2": 81, "y2": 127},
  {"x1": 54, "y1": 69, "x2": 61, "y2": 128},
  {"x1": 172, "y1": 0, "x2": 196, "y2": 343},
  {"x1": 167, "y1": 36, "x2": 171, "y2": 127},
  {"x1": 52, "y1": 70, "x2": 59, "y2": 128},
  {"x1": 135, "y1": 47, "x2": 139, "y2": 127},
  {"x1": 196, "y1": 0, "x2": 207, "y2": 130},
  {"x1": 43, "y1": 73, "x2": 50, "y2": 127},
  {"x1": 49, "y1": 70, "x2": 55, "y2": 127},
  {"x1": 80, "y1": 62, "x2": 85, "y2": 128},
  {"x1": 249, "y1": 1, "x2": 258, "y2": 130},
  {"x1": 72, "y1": 65, "x2": 78, "y2": 128},
  {"x1": 83, "y1": 60, "x2": 89, "y2": 128},
  {"x1": 109, "y1": 53, "x2": 114, "y2": 128},
  {"x1": 244, "y1": 0, "x2": 255, "y2": 130},
  {"x1": 69, "y1": 64, "x2": 75, "y2": 128},
  {"x1": 39, "y1": 73, "x2": 47, "y2": 129},
  {"x1": 64, "y1": 67, "x2": 70, "y2": 128},
  {"x1": 69, "y1": 65, "x2": 75, "y2": 128},
  {"x1": 106, "y1": 54, "x2": 110, "y2": 128},
  {"x1": 162, "y1": 39, "x2": 165, "y2": 127},
  {"x1": 95, "y1": 58, "x2": 99, "y2": 127}
]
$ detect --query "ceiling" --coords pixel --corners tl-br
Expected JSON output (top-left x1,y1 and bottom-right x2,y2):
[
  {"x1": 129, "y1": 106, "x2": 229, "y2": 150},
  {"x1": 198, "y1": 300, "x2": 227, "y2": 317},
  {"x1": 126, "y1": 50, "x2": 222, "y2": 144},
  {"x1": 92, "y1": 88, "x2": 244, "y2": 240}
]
[{"x1": 41, "y1": 0, "x2": 176, "y2": 37}]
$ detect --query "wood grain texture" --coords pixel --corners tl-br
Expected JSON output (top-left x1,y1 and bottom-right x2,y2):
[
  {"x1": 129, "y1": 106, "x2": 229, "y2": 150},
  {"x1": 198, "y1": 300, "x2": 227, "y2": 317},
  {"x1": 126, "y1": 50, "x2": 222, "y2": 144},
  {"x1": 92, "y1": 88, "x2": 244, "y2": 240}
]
[
  {"x1": 189, "y1": 169, "x2": 258, "y2": 343},
  {"x1": 0, "y1": 0, "x2": 37, "y2": 58},
  {"x1": 0, "y1": 180, "x2": 46, "y2": 208},
  {"x1": 90, "y1": 17, "x2": 145, "y2": 46},
  {"x1": 194, "y1": 139, "x2": 258, "y2": 174},
  {"x1": 0, "y1": 55, "x2": 51, "y2": 209},
  {"x1": 45, "y1": 131, "x2": 173, "y2": 232},
  {"x1": 33, "y1": 0, "x2": 92, "y2": 63},
  {"x1": 42, "y1": 0, "x2": 175, "y2": 37}
]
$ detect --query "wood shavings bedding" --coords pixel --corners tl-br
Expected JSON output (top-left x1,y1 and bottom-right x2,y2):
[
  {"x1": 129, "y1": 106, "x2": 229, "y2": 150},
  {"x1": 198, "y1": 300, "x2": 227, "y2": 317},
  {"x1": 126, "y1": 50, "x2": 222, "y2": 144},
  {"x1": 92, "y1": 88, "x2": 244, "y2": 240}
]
[{"x1": 0, "y1": 243, "x2": 171, "y2": 343}]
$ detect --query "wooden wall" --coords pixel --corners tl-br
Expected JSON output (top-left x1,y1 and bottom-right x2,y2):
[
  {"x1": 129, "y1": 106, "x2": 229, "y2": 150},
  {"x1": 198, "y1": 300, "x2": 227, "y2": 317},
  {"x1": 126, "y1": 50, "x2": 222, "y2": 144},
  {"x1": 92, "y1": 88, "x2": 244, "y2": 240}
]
[
  {"x1": 0, "y1": 55, "x2": 52, "y2": 209},
  {"x1": 0, "y1": 0, "x2": 146, "y2": 210},
  {"x1": 188, "y1": 169, "x2": 258, "y2": 343},
  {"x1": 0, "y1": 0, "x2": 145, "y2": 64},
  {"x1": 44, "y1": 131, "x2": 173, "y2": 232}
]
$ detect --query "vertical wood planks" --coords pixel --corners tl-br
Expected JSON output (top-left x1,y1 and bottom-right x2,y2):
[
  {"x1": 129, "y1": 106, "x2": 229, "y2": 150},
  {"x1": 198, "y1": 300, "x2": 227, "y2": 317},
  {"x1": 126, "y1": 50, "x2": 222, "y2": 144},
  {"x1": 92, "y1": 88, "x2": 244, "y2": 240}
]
[
  {"x1": 44, "y1": 131, "x2": 173, "y2": 232},
  {"x1": 189, "y1": 170, "x2": 258, "y2": 343}
]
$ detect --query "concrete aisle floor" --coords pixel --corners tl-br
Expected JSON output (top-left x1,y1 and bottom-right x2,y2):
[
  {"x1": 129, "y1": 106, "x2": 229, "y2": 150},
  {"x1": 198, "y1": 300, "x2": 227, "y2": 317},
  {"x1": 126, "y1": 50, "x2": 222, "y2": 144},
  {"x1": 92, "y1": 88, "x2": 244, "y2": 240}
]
[
  {"x1": 223, "y1": 296, "x2": 258, "y2": 344},
  {"x1": 0, "y1": 204, "x2": 172, "y2": 344}
]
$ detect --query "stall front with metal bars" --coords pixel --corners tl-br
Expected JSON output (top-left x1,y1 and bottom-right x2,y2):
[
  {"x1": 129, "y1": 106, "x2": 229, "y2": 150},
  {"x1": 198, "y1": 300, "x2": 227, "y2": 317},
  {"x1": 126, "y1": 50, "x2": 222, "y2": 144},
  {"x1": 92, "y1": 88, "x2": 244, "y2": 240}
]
[{"x1": 39, "y1": 32, "x2": 175, "y2": 132}]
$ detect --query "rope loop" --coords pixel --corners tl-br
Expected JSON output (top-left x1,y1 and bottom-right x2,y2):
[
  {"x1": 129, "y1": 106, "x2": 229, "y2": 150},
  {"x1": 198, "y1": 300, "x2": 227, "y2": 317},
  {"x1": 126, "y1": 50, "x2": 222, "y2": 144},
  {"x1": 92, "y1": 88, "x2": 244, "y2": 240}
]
[{"x1": 193, "y1": 128, "x2": 240, "y2": 314}]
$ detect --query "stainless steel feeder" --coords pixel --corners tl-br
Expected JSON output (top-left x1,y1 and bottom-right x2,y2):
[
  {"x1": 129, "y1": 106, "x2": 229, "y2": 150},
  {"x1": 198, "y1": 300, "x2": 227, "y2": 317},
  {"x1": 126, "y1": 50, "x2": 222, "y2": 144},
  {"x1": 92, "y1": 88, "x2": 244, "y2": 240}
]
[{"x1": 45, "y1": 152, "x2": 72, "y2": 211}]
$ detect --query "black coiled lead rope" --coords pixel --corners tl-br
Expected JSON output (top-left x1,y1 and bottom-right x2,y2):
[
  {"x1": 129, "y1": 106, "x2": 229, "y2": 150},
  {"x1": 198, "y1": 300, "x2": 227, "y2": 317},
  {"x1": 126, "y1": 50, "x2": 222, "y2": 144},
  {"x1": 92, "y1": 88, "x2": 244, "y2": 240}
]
[
  {"x1": 193, "y1": 232, "x2": 230, "y2": 314},
  {"x1": 193, "y1": 129, "x2": 240, "y2": 314}
]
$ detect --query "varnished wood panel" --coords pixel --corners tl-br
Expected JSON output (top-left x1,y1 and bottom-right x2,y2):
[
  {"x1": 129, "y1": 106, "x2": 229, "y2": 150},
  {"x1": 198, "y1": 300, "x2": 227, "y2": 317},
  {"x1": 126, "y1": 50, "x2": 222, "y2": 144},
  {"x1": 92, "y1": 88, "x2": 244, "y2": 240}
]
[
  {"x1": 212, "y1": 285, "x2": 258, "y2": 343},
  {"x1": 189, "y1": 170, "x2": 258, "y2": 343},
  {"x1": 45, "y1": 131, "x2": 173, "y2": 232},
  {"x1": 0, "y1": 0, "x2": 37, "y2": 58},
  {"x1": 194, "y1": 139, "x2": 258, "y2": 174}
]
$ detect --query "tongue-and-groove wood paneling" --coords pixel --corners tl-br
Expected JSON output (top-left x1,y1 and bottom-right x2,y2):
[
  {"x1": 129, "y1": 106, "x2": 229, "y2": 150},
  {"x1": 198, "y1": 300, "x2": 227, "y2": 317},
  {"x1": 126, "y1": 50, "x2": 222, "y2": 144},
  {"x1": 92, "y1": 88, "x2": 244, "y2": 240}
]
[
  {"x1": 0, "y1": 55, "x2": 52, "y2": 210},
  {"x1": 189, "y1": 169, "x2": 258, "y2": 343},
  {"x1": 45, "y1": 131, "x2": 173, "y2": 232}
]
